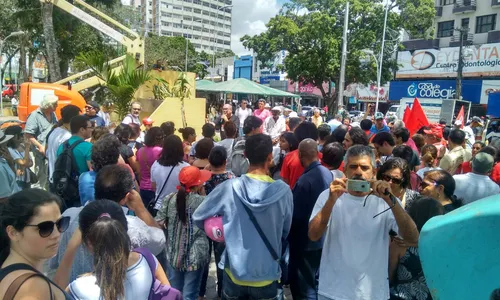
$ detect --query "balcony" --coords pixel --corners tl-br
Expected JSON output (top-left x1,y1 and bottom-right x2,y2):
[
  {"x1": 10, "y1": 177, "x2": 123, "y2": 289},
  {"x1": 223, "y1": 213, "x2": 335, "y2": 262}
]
[
  {"x1": 402, "y1": 39, "x2": 440, "y2": 51},
  {"x1": 436, "y1": 6, "x2": 443, "y2": 17},
  {"x1": 450, "y1": 33, "x2": 474, "y2": 47},
  {"x1": 493, "y1": 0, "x2": 500, "y2": 7},
  {"x1": 453, "y1": 0, "x2": 477, "y2": 14},
  {"x1": 488, "y1": 30, "x2": 500, "y2": 43}
]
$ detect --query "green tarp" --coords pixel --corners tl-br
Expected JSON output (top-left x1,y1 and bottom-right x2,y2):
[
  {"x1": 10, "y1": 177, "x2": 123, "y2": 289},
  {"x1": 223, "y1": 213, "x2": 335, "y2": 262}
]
[
  {"x1": 196, "y1": 78, "x2": 299, "y2": 98},
  {"x1": 195, "y1": 79, "x2": 216, "y2": 89}
]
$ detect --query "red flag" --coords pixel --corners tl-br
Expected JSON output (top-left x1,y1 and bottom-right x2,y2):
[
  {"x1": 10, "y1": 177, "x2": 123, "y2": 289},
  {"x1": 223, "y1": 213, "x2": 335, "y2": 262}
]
[
  {"x1": 403, "y1": 105, "x2": 412, "y2": 125},
  {"x1": 456, "y1": 105, "x2": 465, "y2": 129},
  {"x1": 406, "y1": 98, "x2": 430, "y2": 135}
]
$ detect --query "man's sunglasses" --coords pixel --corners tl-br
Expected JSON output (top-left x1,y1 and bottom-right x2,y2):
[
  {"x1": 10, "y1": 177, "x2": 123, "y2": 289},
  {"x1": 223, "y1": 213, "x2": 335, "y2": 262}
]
[
  {"x1": 25, "y1": 216, "x2": 70, "y2": 238},
  {"x1": 381, "y1": 174, "x2": 403, "y2": 185}
]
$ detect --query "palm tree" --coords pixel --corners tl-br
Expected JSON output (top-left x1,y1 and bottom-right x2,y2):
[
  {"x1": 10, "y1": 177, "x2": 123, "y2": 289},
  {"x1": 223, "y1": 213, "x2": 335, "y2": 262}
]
[{"x1": 77, "y1": 51, "x2": 153, "y2": 120}]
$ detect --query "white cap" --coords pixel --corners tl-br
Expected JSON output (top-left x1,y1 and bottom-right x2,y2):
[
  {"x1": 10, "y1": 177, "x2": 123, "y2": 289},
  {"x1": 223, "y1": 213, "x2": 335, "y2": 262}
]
[
  {"x1": 289, "y1": 112, "x2": 298, "y2": 118},
  {"x1": 271, "y1": 106, "x2": 281, "y2": 111}
]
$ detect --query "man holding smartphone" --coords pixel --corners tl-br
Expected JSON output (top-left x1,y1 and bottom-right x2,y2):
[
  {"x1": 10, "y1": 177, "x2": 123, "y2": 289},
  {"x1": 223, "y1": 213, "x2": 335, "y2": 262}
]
[{"x1": 308, "y1": 145, "x2": 419, "y2": 300}]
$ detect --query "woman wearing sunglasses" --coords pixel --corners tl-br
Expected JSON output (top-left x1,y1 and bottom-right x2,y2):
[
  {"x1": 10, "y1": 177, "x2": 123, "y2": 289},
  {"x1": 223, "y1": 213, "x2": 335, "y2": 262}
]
[
  {"x1": 419, "y1": 170, "x2": 463, "y2": 214},
  {"x1": 0, "y1": 189, "x2": 71, "y2": 299},
  {"x1": 377, "y1": 158, "x2": 420, "y2": 211}
]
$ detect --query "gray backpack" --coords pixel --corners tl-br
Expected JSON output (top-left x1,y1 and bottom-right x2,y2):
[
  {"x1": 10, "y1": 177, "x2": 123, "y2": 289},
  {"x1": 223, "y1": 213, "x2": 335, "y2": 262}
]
[{"x1": 230, "y1": 137, "x2": 249, "y2": 177}]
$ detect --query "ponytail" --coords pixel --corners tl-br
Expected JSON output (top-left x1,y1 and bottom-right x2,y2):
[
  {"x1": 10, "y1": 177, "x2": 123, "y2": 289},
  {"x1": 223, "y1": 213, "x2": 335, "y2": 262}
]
[
  {"x1": 176, "y1": 185, "x2": 187, "y2": 224},
  {"x1": 80, "y1": 200, "x2": 130, "y2": 300}
]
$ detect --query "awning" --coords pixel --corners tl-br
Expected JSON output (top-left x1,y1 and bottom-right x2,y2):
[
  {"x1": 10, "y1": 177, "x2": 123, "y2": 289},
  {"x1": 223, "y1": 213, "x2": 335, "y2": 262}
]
[{"x1": 197, "y1": 78, "x2": 299, "y2": 98}]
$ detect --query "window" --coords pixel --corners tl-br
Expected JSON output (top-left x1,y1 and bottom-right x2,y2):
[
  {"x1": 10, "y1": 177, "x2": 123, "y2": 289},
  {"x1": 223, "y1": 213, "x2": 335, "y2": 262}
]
[
  {"x1": 439, "y1": 0, "x2": 455, "y2": 4},
  {"x1": 437, "y1": 20, "x2": 454, "y2": 37},
  {"x1": 476, "y1": 14, "x2": 497, "y2": 34},
  {"x1": 461, "y1": 18, "x2": 469, "y2": 30}
]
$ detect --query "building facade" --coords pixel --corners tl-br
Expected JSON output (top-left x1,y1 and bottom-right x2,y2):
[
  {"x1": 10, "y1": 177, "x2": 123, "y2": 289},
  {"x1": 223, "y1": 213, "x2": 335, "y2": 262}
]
[{"x1": 141, "y1": 0, "x2": 232, "y2": 54}]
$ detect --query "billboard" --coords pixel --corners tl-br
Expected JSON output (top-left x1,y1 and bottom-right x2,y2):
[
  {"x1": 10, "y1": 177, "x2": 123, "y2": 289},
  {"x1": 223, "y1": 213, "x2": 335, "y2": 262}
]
[
  {"x1": 389, "y1": 80, "x2": 484, "y2": 104},
  {"x1": 396, "y1": 43, "x2": 500, "y2": 78}
]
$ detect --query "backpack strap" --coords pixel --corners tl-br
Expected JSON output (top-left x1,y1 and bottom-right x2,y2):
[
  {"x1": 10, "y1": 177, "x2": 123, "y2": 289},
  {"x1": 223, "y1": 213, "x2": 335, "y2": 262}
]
[
  {"x1": 0, "y1": 264, "x2": 55, "y2": 300},
  {"x1": 133, "y1": 248, "x2": 156, "y2": 300},
  {"x1": 67, "y1": 139, "x2": 85, "y2": 176}
]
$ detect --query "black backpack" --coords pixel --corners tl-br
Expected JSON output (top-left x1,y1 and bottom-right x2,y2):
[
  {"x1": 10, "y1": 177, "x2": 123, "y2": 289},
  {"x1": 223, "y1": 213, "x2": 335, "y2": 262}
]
[{"x1": 50, "y1": 139, "x2": 84, "y2": 211}]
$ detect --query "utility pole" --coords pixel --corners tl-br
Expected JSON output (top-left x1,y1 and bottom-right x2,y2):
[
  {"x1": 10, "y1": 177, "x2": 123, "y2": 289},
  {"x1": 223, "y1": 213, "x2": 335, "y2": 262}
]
[
  {"x1": 337, "y1": 0, "x2": 349, "y2": 110},
  {"x1": 375, "y1": 0, "x2": 389, "y2": 113},
  {"x1": 455, "y1": 27, "x2": 468, "y2": 100}
]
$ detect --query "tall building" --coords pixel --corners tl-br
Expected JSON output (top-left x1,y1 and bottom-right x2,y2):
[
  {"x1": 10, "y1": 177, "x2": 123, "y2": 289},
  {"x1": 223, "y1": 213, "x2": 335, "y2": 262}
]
[
  {"x1": 141, "y1": 0, "x2": 232, "y2": 54},
  {"x1": 390, "y1": 0, "x2": 500, "y2": 114}
]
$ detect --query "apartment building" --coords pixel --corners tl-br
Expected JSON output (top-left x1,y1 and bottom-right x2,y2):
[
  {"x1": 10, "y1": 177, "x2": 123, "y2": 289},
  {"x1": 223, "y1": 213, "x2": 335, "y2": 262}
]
[{"x1": 141, "y1": 0, "x2": 232, "y2": 54}]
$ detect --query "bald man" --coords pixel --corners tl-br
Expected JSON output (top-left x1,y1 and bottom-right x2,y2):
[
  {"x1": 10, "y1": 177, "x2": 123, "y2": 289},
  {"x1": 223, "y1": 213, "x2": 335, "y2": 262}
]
[
  {"x1": 289, "y1": 138, "x2": 333, "y2": 300},
  {"x1": 216, "y1": 103, "x2": 240, "y2": 139}
]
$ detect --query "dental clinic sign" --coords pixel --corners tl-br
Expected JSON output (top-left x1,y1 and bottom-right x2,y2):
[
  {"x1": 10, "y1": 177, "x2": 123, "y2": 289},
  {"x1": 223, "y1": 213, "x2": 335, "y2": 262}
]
[
  {"x1": 396, "y1": 43, "x2": 500, "y2": 78},
  {"x1": 407, "y1": 82, "x2": 456, "y2": 99}
]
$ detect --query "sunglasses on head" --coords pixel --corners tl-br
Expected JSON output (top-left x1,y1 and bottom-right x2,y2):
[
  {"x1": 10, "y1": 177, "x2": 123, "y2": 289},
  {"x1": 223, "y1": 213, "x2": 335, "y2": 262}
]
[
  {"x1": 25, "y1": 216, "x2": 70, "y2": 238},
  {"x1": 419, "y1": 181, "x2": 437, "y2": 189},
  {"x1": 381, "y1": 174, "x2": 403, "y2": 185}
]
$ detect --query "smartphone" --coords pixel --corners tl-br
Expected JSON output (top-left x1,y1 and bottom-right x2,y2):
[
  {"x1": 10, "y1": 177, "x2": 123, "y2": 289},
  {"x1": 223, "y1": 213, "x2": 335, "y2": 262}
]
[{"x1": 346, "y1": 179, "x2": 371, "y2": 193}]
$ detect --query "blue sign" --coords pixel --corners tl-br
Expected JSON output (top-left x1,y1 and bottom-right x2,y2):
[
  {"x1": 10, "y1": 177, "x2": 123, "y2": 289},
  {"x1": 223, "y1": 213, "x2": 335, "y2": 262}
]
[
  {"x1": 389, "y1": 80, "x2": 483, "y2": 104},
  {"x1": 260, "y1": 75, "x2": 281, "y2": 85}
]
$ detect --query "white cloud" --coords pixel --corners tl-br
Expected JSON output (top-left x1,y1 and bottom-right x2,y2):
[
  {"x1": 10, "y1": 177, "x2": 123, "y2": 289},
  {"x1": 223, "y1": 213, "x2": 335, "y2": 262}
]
[{"x1": 230, "y1": 0, "x2": 282, "y2": 56}]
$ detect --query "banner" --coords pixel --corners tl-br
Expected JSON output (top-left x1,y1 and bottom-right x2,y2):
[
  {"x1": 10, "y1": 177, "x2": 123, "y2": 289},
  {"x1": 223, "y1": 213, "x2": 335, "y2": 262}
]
[
  {"x1": 389, "y1": 80, "x2": 484, "y2": 104},
  {"x1": 396, "y1": 43, "x2": 500, "y2": 78}
]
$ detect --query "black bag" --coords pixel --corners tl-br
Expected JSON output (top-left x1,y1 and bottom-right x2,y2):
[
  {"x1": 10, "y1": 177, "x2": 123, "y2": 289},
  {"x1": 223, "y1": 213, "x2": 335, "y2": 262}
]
[
  {"x1": 50, "y1": 139, "x2": 84, "y2": 211},
  {"x1": 147, "y1": 166, "x2": 175, "y2": 217}
]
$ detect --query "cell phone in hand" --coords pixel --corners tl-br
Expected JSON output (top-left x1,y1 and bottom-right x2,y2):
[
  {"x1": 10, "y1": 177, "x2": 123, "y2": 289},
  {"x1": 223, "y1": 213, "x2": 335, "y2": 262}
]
[{"x1": 346, "y1": 179, "x2": 371, "y2": 193}]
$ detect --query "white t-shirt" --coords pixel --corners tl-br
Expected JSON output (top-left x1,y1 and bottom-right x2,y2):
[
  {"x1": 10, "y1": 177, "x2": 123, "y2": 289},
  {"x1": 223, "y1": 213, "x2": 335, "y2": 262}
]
[
  {"x1": 453, "y1": 173, "x2": 500, "y2": 205},
  {"x1": 68, "y1": 253, "x2": 153, "y2": 299},
  {"x1": 236, "y1": 107, "x2": 252, "y2": 127},
  {"x1": 151, "y1": 161, "x2": 190, "y2": 209},
  {"x1": 310, "y1": 190, "x2": 399, "y2": 300},
  {"x1": 122, "y1": 114, "x2": 140, "y2": 125},
  {"x1": 47, "y1": 127, "x2": 72, "y2": 183}
]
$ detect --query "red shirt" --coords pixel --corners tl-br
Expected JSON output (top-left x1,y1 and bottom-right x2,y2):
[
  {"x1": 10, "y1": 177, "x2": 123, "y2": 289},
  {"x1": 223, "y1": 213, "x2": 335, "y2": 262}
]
[
  {"x1": 281, "y1": 150, "x2": 323, "y2": 188},
  {"x1": 491, "y1": 162, "x2": 500, "y2": 185},
  {"x1": 457, "y1": 161, "x2": 472, "y2": 174}
]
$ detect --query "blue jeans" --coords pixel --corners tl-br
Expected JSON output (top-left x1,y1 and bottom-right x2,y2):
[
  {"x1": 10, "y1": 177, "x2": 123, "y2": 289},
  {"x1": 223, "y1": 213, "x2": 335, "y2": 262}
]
[
  {"x1": 167, "y1": 264, "x2": 204, "y2": 300},
  {"x1": 222, "y1": 271, "x2": 282, "y2": 300}
]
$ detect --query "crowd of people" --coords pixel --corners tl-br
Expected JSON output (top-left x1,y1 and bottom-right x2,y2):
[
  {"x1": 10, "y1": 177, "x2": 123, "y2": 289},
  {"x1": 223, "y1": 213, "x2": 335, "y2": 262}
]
[{"x1": 0, "y1": 94, "x2": 499, "y2": 300}]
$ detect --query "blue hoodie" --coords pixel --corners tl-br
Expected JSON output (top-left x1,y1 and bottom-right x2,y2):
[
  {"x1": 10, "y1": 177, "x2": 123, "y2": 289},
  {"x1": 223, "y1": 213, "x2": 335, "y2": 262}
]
[{"x1": 193, "y1": 174, "x2": 293, "y2": 283}]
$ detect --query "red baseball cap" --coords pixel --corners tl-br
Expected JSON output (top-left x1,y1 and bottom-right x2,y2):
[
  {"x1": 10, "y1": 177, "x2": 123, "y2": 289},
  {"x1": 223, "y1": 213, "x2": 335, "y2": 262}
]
[
  {"x1": 424, "y1": 123, "x2": 443, "y2": 139},
  {"x1": 179, "y1": 166, "x2": 212, "y2": 189},
  {"x1": 142, "y1": 117, "x2": 154, "y2": 125}
]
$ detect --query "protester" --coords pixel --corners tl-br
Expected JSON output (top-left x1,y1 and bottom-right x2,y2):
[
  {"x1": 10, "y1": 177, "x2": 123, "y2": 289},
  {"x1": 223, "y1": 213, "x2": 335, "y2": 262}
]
[
  {"x1": 424, "y1": 124, "x2": 447, "y2": 161},
  {"x1": 217, "y1": 121, "x2": 237, "y2": 169},
  {"x1": 327, "y1": 114, "x2": 343, "y2": 132},
  {"x1": 254, "y1": 99, "x2": 272, "y2": 124},
  {"x1": 330, "y1": 125, "x2": 348, "y2": 144},
  {"x1": 420, "y1": 170, "x2": 462, "y2": 213},
  {"x1": 199, "y1": 146, "x2": 235, "y2": 299},
  {"x1": 0, "y1": 189, "x2": 71, "y2": 299},
  {"x1": 370, "y1": 112, "x2": 390, "y2": 134},
  {"x1": 453, "y1": 153, "x2": 500, "y2": 204},
  {"x1": 439, "y1": 129, "x2": 471, "y2": 174},
  {"x1": 216, "y1": 104, "x2": 240, "y2": 140},
  {"x1": 343, "y1": 127, "x2": 369, "y2": 150},
  {"x1": 193, "y1": 138, "x2": 215, "y2": 170},
  {"x1": 392, "y1": 145, "x2": 420, "y2": 190},
  {"x1": 289, "y1": 117, "x2": 302, "y2": 132},
  {"x1": 311, "y1": 108, "x2": 323, "y2": 127},
  {"x1": 78, "y1": 134, "x2": 123, "y2": 205},
  {"x1": 24, "y1": 94, "x2": 59, "y2": 189},
  {"x1": 189, "y1": 123, "x2": 216, "y2": 162},
  {"x1": 264, "y1": 107, "x2": 287, "y2": 144},
  {"x1": 360, "y1": 119, "x2": 373, "y2": 137},
  {"x1": 321, "y1": 142, "x2": 345, "y2": 180},
  {"x1": 281, "y1": 122, "x2": 319, "y2": 188},
  {"x1": 97, "y1": 101, "x2": 113, "y2": 127},
  {"x1": 114, "y1": 123, "x2": 140, "y2": 174},
  {"x1": 318, "y1": 124, "x2": 331, "y2": 151},
  {"x1": 122, "y1": 101, "x2": 142, "y2": 125},
  {"x1": 136, "y1": 127, "x2": 164, "y2": 206},
  {"x1": 84, "y1": 101, "x2": 105, "y2": 127},
  {"x1": 289, "y1": 138, "x2": 332, "y2": 300},
  {"x1": 271, "y1": 132, "x2": 299, "y2": 180},
  {"x1": 236, "y1": 99, "x2": 252, "y2": 136},
  {"x1": 377, "y1": 158, "x2": 419, "y2": 210},
  {"x1": 457, "y1": 141, "x2": 485, "y2": 174},
  {"x1": 389, "y1": 197, "x2": 444, "y2": 300},
  {"x1": 486, "y1": 122, "x2": 500, "y2": 144},
  {"x1": 161, "y1": 121, "x2": 176, "y2": 137},
  {"x1": 309, "y1": 145, "x2": 419, "y2": 300},
  {"x1": 128, "y1": 123, "x2": 144, "y2": 152},
  {"x1": 193, "y1": 134, "x2": 293, "y2": 300},
  {"x1": 56, "y1": 200, "x2": 168, "y2": 299},
  {"x1": 56, "y1": 115, "x2": 93, "y2": 177},
  {"x1": 46, "y1": 104, "x2": 81, "y2": 184},
  {"x1": 412, "y1": 134, "x2": 425, "y2": 154},
  {"x1": 151, "y1": 135, "x2": 190, "y2": 211},
  {"x1": 470, "y1": 116, "x2": 484, "y2": 142},
  {"x1": 5, "y1": 126, "x2": 33, "y2": 190},
  {"x1": 142, "y1": 117, "x2": 154, "y2": 133},
  {"x1": 90, "y1": 127, "x2": 109, "y2": 144},
  {"x1": 51, "y1": 164, "x2": 165, "y2": 282},
  {"x1": 179, "y1": 127, "x2": 196, "y2": 162},
  {"x1": 417, "y1": 144, "x2": 440, "y2": 179},
  {"x1": 372, "y1": 132, "x2": 396, "y2": 163},
  {"x1": 0, "y1": 131, "x2": 20, "y2": 200},
  {"x1": 155, "y1": 166, "x2": 211, "y2": 300},
  {"x1": 229, "y1": 116, "x2": 264, "y2": 176}
]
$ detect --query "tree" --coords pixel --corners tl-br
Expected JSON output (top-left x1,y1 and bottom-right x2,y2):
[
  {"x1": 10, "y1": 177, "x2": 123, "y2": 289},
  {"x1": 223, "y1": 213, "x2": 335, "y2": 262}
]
[
  {"x1": 241, "y1": 0, "x2": 435, "y2": 109},
  {"x1": 145, "y1": 35, "x2": 198, "y2": 71}
]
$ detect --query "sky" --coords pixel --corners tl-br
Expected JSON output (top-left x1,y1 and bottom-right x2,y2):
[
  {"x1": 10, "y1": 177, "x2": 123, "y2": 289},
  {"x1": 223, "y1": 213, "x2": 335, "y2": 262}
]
[{"x1": 230, "y1": 0, "x2": 289, "y2": 56}]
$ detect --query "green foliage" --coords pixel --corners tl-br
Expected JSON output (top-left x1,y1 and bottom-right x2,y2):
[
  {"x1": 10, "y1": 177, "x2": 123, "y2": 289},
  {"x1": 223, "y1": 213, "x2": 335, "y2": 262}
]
[
  {"x1": 145, "y1": 35, "x2": 197, "y2": 71},
  {"x1": 77, "y1": 51, "x2": 153, "y2": 120},
  {"x1": 171, "y1": 72, "x2": 191, "y2": 128}
]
